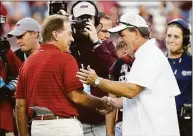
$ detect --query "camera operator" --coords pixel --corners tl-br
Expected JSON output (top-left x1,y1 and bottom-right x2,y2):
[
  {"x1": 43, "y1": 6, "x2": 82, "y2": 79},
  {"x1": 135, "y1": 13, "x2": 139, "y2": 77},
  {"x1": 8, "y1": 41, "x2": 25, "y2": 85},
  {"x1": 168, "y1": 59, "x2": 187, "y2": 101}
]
[
  {"x1": 70, "y1": 1, "x2": 117, "y2": 135},
  {"x1": 0, "y1": 18, "x2": 22, "y2": 136}
]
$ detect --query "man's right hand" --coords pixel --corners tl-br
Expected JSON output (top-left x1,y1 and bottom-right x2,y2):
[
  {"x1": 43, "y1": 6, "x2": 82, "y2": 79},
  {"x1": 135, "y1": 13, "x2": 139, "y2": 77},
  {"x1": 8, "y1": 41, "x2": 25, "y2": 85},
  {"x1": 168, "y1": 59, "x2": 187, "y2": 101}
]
[{"x1": 97, "y1": 96, "x2": 115, "y2": 115}]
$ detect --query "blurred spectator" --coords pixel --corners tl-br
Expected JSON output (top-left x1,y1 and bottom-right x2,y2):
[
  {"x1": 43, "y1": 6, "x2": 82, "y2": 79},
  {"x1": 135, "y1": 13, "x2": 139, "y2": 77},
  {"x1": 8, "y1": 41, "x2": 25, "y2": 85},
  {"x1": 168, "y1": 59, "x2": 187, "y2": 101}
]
[
  {"x1": 97, "y1": 1, "x2": 122, "y2": 26},
  {"x1": 165, "y1": 18, "x2": 192, "y2": 136},
  {"x1": 3, "y1": 1, "x2": 31, "y2": 19},
  {"x1": 0, "y1": 2, "x2": 7, "y2": 37},
  {"x1": 30, "y1": 2, "x2": 47, "y2": 25}
]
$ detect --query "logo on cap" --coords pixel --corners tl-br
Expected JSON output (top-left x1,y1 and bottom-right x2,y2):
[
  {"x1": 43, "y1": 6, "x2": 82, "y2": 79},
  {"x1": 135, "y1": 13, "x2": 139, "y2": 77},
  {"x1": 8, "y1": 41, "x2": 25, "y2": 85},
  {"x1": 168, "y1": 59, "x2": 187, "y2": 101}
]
[
  {"x1": 16, "y1": 24, "x2": 20, "y2": 27},
  {"x1": 80, "y1": 5, "x2": 88, "y2": 8}
]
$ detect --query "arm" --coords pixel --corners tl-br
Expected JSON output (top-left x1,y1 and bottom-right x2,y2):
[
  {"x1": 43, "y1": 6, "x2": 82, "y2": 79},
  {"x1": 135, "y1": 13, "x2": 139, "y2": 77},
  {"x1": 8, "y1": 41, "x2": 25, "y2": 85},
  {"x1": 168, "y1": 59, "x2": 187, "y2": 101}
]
[
  {"x1": 67, "y1": 89, "x2": 113, "y2": 112},
  {"x1": 106, "y1": 110, "x2": 116, "y2": 136},
  {"x1": 97, "y1": 78, "x2": 142, "y2": 98},
  {"x1": 84, "y1": 21, "x2": 117, "y2": 69},
  {"x1": 93, "y1": 40, "x2": 117, "y2": 69},
  {"x1": 15, "y1": 99, "x2": 29, "y2": 136},
  {"x1": 105, "y1": 94, "x2": 117, "y2": 136},
  {"x1": 77, "y1": 68, "x2": 143, "y2": 98}
]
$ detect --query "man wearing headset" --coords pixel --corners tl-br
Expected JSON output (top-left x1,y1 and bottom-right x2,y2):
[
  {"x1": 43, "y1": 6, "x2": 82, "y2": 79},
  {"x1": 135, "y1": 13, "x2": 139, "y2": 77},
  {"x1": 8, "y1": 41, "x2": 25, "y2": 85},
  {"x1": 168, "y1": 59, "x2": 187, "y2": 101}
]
[{"x1": 70, "y1": 1, "x2": 117, "y2": 136}]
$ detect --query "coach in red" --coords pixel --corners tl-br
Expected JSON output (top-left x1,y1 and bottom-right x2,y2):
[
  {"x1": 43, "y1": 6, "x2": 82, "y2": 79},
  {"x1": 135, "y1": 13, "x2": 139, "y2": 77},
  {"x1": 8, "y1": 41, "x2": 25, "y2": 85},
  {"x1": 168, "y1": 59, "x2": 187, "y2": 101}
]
[{"x1": 15, "y1": 15, "x2": 113, "y2": 136}]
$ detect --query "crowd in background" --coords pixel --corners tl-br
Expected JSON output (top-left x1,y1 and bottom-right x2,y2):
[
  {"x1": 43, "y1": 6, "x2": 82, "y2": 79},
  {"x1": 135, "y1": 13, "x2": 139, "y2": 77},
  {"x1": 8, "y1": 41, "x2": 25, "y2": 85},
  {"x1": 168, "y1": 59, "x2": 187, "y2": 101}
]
[{"x1": 0, "y1": 1, "x2": 192, "y2": 52}]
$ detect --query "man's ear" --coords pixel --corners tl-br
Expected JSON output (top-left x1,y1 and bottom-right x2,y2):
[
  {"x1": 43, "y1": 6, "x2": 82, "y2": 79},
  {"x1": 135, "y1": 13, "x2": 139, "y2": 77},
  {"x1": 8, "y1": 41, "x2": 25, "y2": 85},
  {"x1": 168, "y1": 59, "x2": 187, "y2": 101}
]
[
  {"x1": 52, "y1": 31, "x2": 58, "y2": 41},
  {"x1": 135, "y1": 29, "x2": 140, "y2": 39}
]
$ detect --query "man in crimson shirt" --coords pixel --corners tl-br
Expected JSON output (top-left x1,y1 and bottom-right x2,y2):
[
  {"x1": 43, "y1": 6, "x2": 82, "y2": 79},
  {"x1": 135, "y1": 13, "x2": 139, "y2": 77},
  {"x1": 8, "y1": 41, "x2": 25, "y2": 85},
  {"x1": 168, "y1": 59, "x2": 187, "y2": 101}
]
[{"x1": 15, "y1": 15, "x2": 113, "y2": 136}]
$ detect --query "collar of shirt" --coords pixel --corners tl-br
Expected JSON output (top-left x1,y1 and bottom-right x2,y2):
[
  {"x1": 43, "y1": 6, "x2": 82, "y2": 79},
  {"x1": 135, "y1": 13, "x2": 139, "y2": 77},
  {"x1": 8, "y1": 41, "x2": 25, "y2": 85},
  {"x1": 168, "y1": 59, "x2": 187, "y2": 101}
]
[
  {"x1": 134, "y1": 38, "x2": 156, "y2": 59},
  {"x1": 40, "y1": 44, "x2": 61, "y2": 51}
]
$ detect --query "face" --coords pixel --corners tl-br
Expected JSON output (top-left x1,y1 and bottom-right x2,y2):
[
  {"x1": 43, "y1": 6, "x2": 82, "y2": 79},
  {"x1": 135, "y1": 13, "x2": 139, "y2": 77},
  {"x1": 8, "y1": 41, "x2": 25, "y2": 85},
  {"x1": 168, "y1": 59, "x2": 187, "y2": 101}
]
[
  {"x1": 116, "y1": 47, "x2": 128, "y2": 58},
  {"x1": 119, "y1": 28, "x2": 137, "y2": 54},
  {"x1": 165, "y1": 25, "x2": 183, "y2": 53},
  {"x1": 55, "y1": 22, "x2": 74, "y2": 52},
  {"x1": 97, "y1": 18, "x2": 112, "y2": 40},
  {"x1": 16, "y1": 31, "x2": 38, "y2": 54}
]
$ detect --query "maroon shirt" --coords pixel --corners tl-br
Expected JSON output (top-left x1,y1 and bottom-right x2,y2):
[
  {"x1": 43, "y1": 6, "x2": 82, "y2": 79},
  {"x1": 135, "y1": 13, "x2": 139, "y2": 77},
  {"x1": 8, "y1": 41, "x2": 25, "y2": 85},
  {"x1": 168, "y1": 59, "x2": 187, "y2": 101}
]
[
  {"x1": 16, "y1": 44, "x2": 83, "y2": 117},
  {"x1": 71, "y1": 37, "x2": 118, "y2": 124},
  {"x1": 0, "y1": 49, "x2": 22, "y2": 132}
]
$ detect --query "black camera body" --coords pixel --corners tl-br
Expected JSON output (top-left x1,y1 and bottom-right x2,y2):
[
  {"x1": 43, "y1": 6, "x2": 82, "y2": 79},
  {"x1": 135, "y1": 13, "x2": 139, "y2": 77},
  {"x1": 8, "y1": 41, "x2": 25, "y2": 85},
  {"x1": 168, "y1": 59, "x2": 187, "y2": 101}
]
[
  {"x1": 49, "y1": 1, "x2": 67, "y2": 15},
  {"x1": 71, "y1": 18, "x2": 88, "y2": 30},
  {"x1": 0, "y1": 15, "x2": 6, "y2": 24},
  {"x1": 0, "y1": 15, "x2": 10, "y2": 55},
  {"x1": 0, "y1": 37, "x2": 10, "y2": 55}
]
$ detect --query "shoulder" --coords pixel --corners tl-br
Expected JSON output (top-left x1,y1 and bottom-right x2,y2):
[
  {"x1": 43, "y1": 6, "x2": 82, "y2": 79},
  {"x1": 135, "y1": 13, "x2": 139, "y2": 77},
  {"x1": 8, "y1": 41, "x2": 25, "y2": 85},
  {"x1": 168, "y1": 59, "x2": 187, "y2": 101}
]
[{"x1": 58, "y1": 52, "x2": 77, "y2": 63}]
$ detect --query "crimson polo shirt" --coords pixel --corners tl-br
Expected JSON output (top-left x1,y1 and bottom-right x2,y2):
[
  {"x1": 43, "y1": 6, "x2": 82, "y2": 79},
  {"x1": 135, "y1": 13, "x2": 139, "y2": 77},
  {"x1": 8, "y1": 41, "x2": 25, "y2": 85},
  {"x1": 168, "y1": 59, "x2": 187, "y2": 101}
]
[{"x1": 16, "y1": 44, "x2": 83, "y2": 117}]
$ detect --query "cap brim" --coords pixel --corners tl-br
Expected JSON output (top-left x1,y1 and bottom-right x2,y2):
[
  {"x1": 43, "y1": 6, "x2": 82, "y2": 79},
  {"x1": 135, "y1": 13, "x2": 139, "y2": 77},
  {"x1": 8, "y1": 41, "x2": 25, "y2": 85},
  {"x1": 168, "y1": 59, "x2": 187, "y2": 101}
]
[
  {"x1": 74, "y1": 11, "x2": 95, "y2": 18},
  {"x1": 7, "y1": 29, "x2": 26, "y2": 37},
  {"x1": 108, "y1": 24, "x2": 127, "y2": 33}
]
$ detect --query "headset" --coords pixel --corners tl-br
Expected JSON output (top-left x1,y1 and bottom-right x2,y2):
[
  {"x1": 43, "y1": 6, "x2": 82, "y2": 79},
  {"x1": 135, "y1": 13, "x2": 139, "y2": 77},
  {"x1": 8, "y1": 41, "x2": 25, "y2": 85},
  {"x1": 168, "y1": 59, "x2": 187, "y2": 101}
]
[
  {"x1": 71, "y1": 1, "x2": 100, "y2": 26},
  {"x1": 168, "y1": 18, "x2": 190, "y2": 47}
]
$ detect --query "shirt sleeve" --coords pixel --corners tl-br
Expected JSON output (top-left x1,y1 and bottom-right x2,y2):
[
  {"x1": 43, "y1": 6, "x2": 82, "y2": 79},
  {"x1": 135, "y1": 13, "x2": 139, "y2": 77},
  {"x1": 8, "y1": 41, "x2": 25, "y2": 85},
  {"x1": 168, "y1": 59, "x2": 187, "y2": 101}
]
[
  {"x1": 93, "y1": 40, "x2": 117, "y2": 70},
  {"x1": 126, "y1": 54, "x2": 162, "y2": 91},
  {"x1": 15, "y1": 65, "x2": 25, "y2": 99},
  {"x1": 62, "y1": 54, "x2": 83, "y2": 93}
]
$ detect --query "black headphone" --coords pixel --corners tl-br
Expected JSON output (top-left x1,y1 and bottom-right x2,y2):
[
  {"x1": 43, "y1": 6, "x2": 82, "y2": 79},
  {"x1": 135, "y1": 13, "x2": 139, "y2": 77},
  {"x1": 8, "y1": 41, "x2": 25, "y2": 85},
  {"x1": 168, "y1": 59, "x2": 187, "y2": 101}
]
[
  {"x1": 71, "y1": 1, "x2": 100, "y2": 26},
  {"x1": 168, "y1": 18, "x2": 190, "y2": 47}
]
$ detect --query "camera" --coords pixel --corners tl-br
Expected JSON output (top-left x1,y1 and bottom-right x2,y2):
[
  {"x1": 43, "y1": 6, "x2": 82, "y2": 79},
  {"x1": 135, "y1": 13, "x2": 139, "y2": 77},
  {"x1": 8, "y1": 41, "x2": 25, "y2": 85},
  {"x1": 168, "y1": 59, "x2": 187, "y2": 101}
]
[
  {"x1": 71, "y1": 18, "x2": 88, "y2": 30},
  {"x1": 0, "y1": 37, "x2": 10, "y2": 55},
  {"x1": 0, "y1": 15, "x2": 6, "y2": 24},
  {"x1": 71, "y1": 15, "x2": 92, "y2": 31},
  {"x1": 0, "y1": 15, "x2": 10, "y2": 55},
  {"x1": 49, "y1": 1, "x2": 67, "y2": 15},
  {"x1": 180, "y1": 103, "x2": 192, "y2": 120}
]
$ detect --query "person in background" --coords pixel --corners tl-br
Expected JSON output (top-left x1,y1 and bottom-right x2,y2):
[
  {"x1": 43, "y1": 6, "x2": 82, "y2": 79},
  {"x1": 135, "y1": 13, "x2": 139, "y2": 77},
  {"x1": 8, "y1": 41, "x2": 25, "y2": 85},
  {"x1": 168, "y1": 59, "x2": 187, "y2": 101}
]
[
  {"x1": 15, "y1": 14, "x2": 113, "y2": 136},
  {"x1": 7, "y1": 17, "x2": 41, "y2": 63},
  {"x1": 107, "y1": 41, "x2": 134, "y2": 136},
  {"x1": 8, "y1": 17, "x2": 41, "y2": 136},
  {"x1": 77, "y1": 12, "x2": 180, "y2": 136},
  {"x1": 70, "y1": 1, "x2": 117, "y2": 135},
  {"x1": 165, "y1": 18, "x2": 192, "y2": 136},
  {"x1": 97, "y1": 12, "x2": 112, "y2": 41},
  {"x1": 0, "y1": 44, "x2": 22, "y2": 136},
  {"x1": 115, "y1": 41, "x2": 129, "y2": 58}
]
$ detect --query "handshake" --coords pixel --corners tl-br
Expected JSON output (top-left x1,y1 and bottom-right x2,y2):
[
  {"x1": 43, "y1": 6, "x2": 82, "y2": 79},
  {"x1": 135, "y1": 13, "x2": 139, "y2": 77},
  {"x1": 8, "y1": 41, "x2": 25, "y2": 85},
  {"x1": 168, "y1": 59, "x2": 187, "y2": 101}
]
[{"x1": 97, "y1": 96, "x2": 123, "y2": 115}]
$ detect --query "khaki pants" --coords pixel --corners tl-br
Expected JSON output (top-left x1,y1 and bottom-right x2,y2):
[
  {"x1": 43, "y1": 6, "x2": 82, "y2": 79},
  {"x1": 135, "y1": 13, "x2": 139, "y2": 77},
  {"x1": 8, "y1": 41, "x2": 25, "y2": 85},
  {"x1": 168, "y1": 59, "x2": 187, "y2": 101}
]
[{"x1": 5, "y1": 132, "x2": 14, "y2": 136}]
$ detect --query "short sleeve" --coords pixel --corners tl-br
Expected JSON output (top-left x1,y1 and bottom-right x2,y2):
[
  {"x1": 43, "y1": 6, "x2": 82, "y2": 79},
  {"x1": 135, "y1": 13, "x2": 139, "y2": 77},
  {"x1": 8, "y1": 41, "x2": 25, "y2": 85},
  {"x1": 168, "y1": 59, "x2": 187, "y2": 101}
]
[
  {"x1": 15, "y1": 65, "x2": 25, "y2": 99},
  {"x1": 62, "y1": 54, "x2": 83, "y2": 93},
  {"x1": 126, "y1": 53, "x2": 161, "y2": 91}
]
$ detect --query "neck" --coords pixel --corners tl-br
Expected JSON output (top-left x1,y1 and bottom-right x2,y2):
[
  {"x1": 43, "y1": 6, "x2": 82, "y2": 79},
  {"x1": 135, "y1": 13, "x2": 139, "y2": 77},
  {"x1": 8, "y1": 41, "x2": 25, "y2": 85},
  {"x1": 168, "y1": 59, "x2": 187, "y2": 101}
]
[
  {"x1": 168, "y1": 50, "x2": 183, "y2": 59},
  {"x1": 45, "y1": 41, "x2": 63, "y2": 52},
  {"x1": 136, "y1": 38, "x2": 148, "y2": 51},
  {"x1": 26, "y1": 43, "x2": 40, "y2": 56}
]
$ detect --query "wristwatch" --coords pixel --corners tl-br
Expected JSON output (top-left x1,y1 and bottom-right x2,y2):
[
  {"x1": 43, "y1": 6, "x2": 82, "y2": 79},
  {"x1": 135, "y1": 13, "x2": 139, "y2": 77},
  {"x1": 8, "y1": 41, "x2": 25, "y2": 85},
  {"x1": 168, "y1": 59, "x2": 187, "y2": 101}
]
[
  {"x1": 93, "y1": 39, "x2": 102, "y2": 46},
  {"x1": 93, "y1": 77, "x2": 102, "y2": 87}
]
